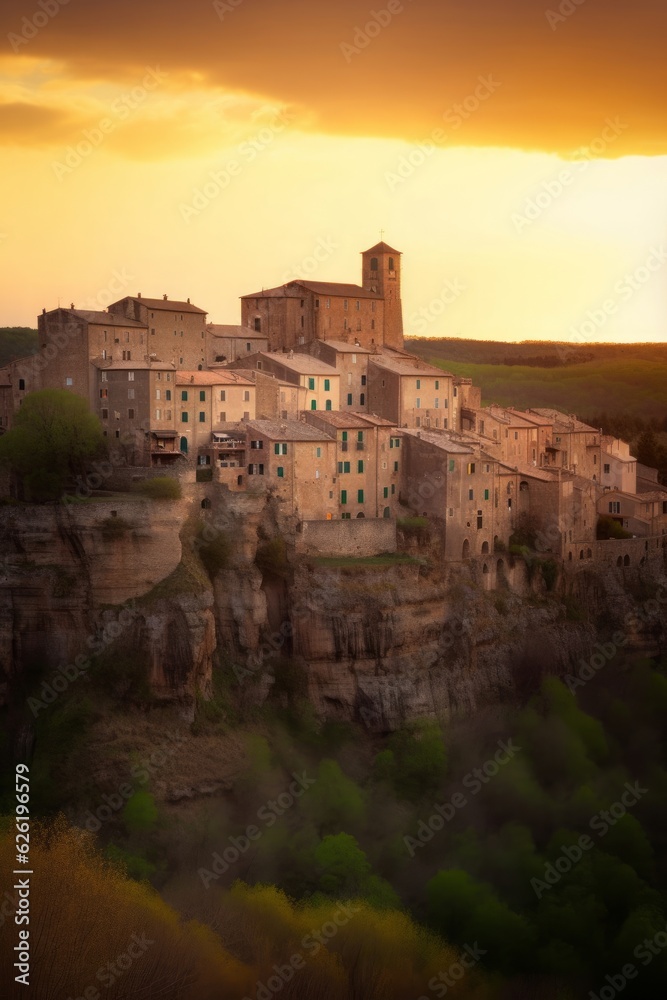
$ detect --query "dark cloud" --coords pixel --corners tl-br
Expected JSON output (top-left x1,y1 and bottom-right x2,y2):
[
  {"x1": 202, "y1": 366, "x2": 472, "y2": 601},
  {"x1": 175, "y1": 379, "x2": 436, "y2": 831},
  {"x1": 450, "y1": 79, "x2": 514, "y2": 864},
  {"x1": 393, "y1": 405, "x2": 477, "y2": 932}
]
[{"x1": 0, "y1": 0, "x2": 665, "y2": 154}]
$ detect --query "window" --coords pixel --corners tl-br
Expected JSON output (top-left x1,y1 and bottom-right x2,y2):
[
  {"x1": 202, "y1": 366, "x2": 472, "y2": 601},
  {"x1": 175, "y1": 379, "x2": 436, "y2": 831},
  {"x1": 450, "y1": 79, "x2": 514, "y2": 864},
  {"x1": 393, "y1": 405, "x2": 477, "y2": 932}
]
[
  {"x1": 416, "y1": 398, "x2": 421, "y2": 409},
  {"x1": 391, "y1": 484, "x2": 396, "y2": 495},
  {"x1": 308, "y1": 377, "x2": 315, "y2": 390},
  {"x1": 468, "y1": 489, "x2": 474, "y2": 500},
  {"x1": 18, "y1": 378, "x2": 25, "y2": 390},
  {"x1": 274, "y1": 443, "x2": 288, "y2": 455},
  {"x1": 324, "y1": 379, "x2": 330, "y2": 391},
  {"x1": 342, "y1": 432, "x2": 348, "y2": 442},
  {"x1": 604, "y1": 463, "x2": 610, "y2": 474},
  {"x1": 484, "y1": 489, "x2": 490, "y2": 501},
  {"x1": 219, "y1": 411, "x2": 226, "y2": 422},
  {"x1": 360, "y1": 393, "x2": 365, "y2": 405},
  {"x1": 166, "y1": 373, "x2": 171, "y2": 382},
  {"x1": 128, "y1": 408, "x2": 135, "y2": 419},
  {"x1": 388, "y1": 257, "x2": 394, "y2": 270},
  {"x1": 163, "y1": 390, "x2": 170, "y2": 401},
  {"x1": 343, "y1": 319, "x2": 347, "y2": 331},
  {"x1": 467, "y1": 462, "x2": 476, "y2": 474},
  {"x1": 310, "y1": 400, "x2": 317, "y2": 410},
  {"x1": 101, "y1": 371, "x2": 107, "y2": 382},
  {"x1": 357, "y1": 431, "x2": 364, "y2": 443},
  {"x1": 128, "y1": 388, "x2": 134, "y2": 399},
  {"x1": 65, "y1": 377, "x2": 73, "y2": 386},
  {"x1": 477, "y1": 511, "x2": 483, "y2": 530},
  {"x1": 254, "y1": 318, "x2": 261, "y2": 332},
  {"x1": 435, "y1": 399, "x2": 439, "y2": 408},
  {"x1": 99, "y1": 388, "x2": 108, "y2": 399},
  {"x1": 352, "y1": 354, "x2": 357, "y2": 364},
  {"x1": 166, "y1": 410, "x2": 171, "y2": 420},
  {"x1": 344, "y1": 299, "x2": 348, "y2": 310},
  {"x1": 358, "y1": 460, "x2": 364, "y2": 473},
  {"x1": 101, "y1": 408, "x2": 108, "y2": 419},
  {"x1": 199, "y1": 412, "x2": 205, "y2": 422},
  {"x1": 449, "y1": 459, "x2": 455, "y2": 472},
  {"x1": 181, "y1": 390, "x2": 188, "y2": 401},
  {"x1": 357, "y1": 490, "x2": 364, "y2": 503},
  {"x1": 277, "y1": 467, "x2": 284, "y2": 478},
  {"x1": 394, "y1": 461, "x2": 399, "y2": 472},
  {"x1": 453, "y1": 387, "x2": 458, "y2": 397},
  {"x1": 341, "y1": 461, "x2": 351, "y2": 473},
  {"x1": 315, "y1": 300, "x2": 319, "y2": 308},
  {"x1": 156, "y1": 389, "x2": 161, "y2": 400},
  {"x1": 435, "y1": 380, "x2": 439, "y2": 390},
  {"x1": 370, "y1": 256, "x2": 378, "y2": 270},
  {"x1": 182, "y1": 412, "x2": 189, "y2": 422},
  {"x1": 341, "y1": 490, "x2": 347, "y2": 505},
  {"x1": 347, "y1": 393, "x2": 353, "y2": 405},
  {"x1": 250, "y1": 440, "x2": 263, "y2": 450},
  {"x1": 243, "y1": 390, "x2": 250, "y2": 402},
  {"x1": 325, "y1": 400, "x2": 332, "y2": 411},
  {"x1": 416, "y1": 379, "x2": 421, "y2": 389},
  {"x1": 316, "y1": 447, "x2": 321, "y2": 458},
  {"x1": 383, "y1": 487, "x2": 389, "y2": 498},
  {"x1": 200, "y1": 390, "x2": 206, "y2": 401},
  {"x1": 609, "y1": 501, "x2": 621, "y2": 514},
  {"x1": 326, "y1": 298, "x2": 330, "y2": 308}
]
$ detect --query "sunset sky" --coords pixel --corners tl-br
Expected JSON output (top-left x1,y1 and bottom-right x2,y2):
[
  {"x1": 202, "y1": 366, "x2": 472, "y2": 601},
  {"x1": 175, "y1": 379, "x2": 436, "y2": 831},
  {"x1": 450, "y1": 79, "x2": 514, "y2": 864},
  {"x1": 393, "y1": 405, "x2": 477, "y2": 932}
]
[{"x1": 0, "y1": 0, "x2": 665, "y2": 341}]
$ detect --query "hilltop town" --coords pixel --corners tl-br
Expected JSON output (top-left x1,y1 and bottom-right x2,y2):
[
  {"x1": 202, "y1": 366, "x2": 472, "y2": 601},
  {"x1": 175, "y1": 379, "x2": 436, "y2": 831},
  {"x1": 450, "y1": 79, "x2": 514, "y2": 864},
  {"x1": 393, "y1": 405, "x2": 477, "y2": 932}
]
[{"x1": 1, "y1": 241, "x2": 666, "y2": 573}]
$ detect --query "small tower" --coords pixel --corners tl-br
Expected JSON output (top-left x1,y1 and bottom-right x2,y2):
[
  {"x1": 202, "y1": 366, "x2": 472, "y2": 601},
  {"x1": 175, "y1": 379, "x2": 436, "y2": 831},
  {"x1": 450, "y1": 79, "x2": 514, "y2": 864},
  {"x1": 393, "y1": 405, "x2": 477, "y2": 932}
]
[{"x1": 361, "y1": 241, "x2": 403, "y2": 350}]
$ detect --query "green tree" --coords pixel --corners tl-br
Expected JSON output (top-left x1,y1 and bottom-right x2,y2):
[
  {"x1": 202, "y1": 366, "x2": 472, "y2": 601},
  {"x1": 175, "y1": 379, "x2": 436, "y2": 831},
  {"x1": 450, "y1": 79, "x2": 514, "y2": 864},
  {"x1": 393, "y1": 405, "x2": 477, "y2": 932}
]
[
  {"x1": 375, "y1": 720, "x2": 447, "y2": 801},
  {"x1": 0, "y1": 389, "x2": 104, "y2": 501},
  {"x1": 302, "y1": 759, "x2": 366, "y2": 835}
]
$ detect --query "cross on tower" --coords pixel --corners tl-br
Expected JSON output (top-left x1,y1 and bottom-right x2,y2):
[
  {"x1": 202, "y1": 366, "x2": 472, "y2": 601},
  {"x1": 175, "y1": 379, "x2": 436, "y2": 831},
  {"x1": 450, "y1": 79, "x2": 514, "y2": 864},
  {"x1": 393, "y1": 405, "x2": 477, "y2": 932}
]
[{"x1": 379, "y1": 229, "x2": 385, "y2": 241}]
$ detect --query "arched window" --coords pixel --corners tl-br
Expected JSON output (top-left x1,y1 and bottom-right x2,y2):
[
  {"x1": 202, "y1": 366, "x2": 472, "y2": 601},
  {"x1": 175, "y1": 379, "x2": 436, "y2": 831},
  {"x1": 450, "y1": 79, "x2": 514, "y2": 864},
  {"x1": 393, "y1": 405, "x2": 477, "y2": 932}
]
[
  {"x1": 623, "y1": 554, "x2": 630, "y2": 566},
  {"x1": 388, "y1": 257, "x2": 395, "y2": 271},
  {"x1": 483, "y1": 563, "x2": 489, "y2": 574},
  {"x1": 383, "y1": 507, "x2": 391, "y2": 518},
  {"x1": 180, "y1": 436, "x2": 188, "y2": 454},
  {"x1": 370, "y1": 256, "x2": 378, "y2": 271},
  {"x1": 462, "y1": 539, "x2": 470, "y2": 559},
  {"x1": 481, "y1": 541, "x2": 490, "y2": 555}
]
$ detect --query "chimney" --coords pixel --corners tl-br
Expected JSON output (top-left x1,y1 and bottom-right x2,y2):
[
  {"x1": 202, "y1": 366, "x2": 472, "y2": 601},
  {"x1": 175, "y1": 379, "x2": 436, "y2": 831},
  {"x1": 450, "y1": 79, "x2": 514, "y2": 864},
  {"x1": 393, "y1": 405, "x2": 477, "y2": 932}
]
[
  {"x1": 163, "y1": 294, "x2": 168, "y2": 301},
  {"x1": 138, "y1": 292, "x2": 142, "y2": 298},
  {"x1": 190, "y1": 375, "x2": 194, "y2": 383},
  {"x1": 70, "y1": 302, "x2": 74, "y2": 309},
  {"x1": 187, "y1": 297, "x2": 190, "y2": 304}
]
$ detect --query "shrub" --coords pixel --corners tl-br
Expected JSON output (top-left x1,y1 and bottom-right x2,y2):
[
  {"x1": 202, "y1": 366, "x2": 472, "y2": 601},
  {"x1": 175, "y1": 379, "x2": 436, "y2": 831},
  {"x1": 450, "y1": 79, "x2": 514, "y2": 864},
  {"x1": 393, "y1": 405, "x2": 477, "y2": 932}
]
[
  {"x1": 255, "y1": 535, "x2": 289, "y2": 577},
  {"x1": 597, "y1": 514, "x2": 632, "y2": 540},
  {"x1": 135, "y1": 476, "x2": 182, "y2": 500},
  {"x1": 196, "y1": 524, "x2": 231, "y2": 578}
]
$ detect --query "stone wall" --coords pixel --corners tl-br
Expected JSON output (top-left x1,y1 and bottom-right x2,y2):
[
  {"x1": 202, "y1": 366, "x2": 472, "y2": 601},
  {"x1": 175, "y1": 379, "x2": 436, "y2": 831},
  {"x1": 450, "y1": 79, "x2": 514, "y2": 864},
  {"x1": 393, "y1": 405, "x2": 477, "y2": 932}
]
[{"x1": 296, "y1": 518, "x2": 396, "y2": 557}]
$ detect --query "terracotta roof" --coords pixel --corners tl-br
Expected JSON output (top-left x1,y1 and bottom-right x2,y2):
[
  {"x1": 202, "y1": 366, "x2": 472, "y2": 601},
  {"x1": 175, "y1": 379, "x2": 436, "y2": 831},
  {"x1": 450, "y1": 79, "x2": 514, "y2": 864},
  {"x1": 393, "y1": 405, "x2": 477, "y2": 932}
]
[
  {"x1": 530, "y1": 408, "x2": 598, "y2": 433},
  {"x1": 305, "y1": 411, "x2": 379, "y2": 429},
  {"x1": 176, "y1": 371, "x2": 254, "y2": 386},
  {"x1": 401, "y1": 429, "x2": 474, "y2": 454},
  {"x1": 313, "y1": 339, "x2": 372, "y2": 354},
  {"x1": 258, "y1": 352, "x2": 339, "y2": 376},
  {"x1": 364, "y1": 241, "x2": 401, "y2": 255},
  {"x1": 369, "y1": 355, "x2": 452, "y2": 378},
  {"x1": 207, "y1": 324, "x2": 265, "y2": 338},
  {"x1": 114, "y1": 297, "x2": 207, "y2": 314},
  {"x1": 241, "y1": 281, "x2": 381, "y2": 300},
  {"x1": 246, "y1": 419, "x2": 333, "y2": 442},
  {"x1": 639, "y1": 491, "x2": 667, "y2": 504},
  {"x1": 70, "y1": 310, "x2": 147, "y2": 328}
]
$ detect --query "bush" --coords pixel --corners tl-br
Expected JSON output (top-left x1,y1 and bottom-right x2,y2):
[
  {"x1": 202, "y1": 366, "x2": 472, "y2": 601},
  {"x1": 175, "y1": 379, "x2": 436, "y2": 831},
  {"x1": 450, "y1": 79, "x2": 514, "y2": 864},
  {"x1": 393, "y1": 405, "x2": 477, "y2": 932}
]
[
  {"x1": 135, "y1": 476, "x2": 182, "y2": 500},
  {"x1": 597, "y1": 515, "x2": 632, "y2": 540},
  {"x1": 255, "y1": 535, "x2": 289, "y2": 577},
  {"x1": 196, "y1": 524, "x2": 231, "y2": 577}
]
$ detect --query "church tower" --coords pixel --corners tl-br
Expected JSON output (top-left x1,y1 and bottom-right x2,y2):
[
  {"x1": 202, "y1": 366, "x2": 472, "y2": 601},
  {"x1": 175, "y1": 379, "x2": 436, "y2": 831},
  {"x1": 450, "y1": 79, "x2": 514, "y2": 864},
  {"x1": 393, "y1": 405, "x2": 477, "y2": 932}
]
[{"x1": 361, "y1": 241, "x2": 404, "y2": 351}]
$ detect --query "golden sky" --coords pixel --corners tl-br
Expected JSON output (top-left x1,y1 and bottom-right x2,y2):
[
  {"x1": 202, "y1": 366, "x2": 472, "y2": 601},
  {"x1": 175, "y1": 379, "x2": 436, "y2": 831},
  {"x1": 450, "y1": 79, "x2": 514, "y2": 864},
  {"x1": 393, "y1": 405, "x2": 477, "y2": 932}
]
[{"x1": 0, "y1": 0, "x2": 666, "y2": 340}]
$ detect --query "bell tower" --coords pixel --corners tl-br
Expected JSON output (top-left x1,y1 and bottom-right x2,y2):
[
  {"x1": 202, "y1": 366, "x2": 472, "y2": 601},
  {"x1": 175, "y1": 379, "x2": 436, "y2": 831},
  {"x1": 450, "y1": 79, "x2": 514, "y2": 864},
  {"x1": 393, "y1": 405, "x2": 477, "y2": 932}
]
[{"x1": 361, "y1": 240, "x2": 403, "y2": 350}]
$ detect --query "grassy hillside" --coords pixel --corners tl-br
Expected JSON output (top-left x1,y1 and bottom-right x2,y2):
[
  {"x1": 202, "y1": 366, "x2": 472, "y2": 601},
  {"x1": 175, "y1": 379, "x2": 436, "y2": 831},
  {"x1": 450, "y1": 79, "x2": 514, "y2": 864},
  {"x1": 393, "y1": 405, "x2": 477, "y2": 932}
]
[
  {"x1": 408, "y1": 341, "x2": 667, "y2": 422},
  {"x1": 0, "y1": 327, "x2": 38, "y2": 367}
]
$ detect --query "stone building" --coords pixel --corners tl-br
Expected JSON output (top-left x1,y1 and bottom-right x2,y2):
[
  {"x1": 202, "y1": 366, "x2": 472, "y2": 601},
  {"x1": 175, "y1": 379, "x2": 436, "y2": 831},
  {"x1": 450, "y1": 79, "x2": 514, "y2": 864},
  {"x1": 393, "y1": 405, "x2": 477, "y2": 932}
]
[
  {"x1": 304, "y1": 410, "x2": 401, "y2": 519},
  {"x1": 108, "y1": 295, "x2": 208, "y2": 371},
  {"x1": 93, "y1": 358, "x2": 177, "y2": 466},
  {"x1": 239, "y1": 241, "x2": 403, "y2": 353},
  {"x1": 367, "y1": 354, "x2": 454, "y2": 429},
  {"x1": 599, "y1": 489, "x2": 667, "y2": 537},
  {"x1": 175, "y1": 370, "x2": 255, "y2": 460},
  {"x1": 227, "y1": 352, "x2": 340, "y2": 412},
  {"x1": 601, "y1": 436, "x2": 637, "y2": 493},
  {"x1": 206, "y1": 324, "x2": 268, "y2": 364},
  {"x1": 296, "y1": 339, "x2": 372, "y2": 413},
  {"x1": 244, "y1": 419, "x2": 338, "y2": 520}
]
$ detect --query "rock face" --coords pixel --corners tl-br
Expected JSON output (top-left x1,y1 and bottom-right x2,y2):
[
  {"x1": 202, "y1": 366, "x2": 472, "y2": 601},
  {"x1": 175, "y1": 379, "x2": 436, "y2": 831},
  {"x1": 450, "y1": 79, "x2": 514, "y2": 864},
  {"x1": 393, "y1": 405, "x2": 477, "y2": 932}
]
[{"x1": 1, "y1": 491, "x2": 665, "y2": 732}]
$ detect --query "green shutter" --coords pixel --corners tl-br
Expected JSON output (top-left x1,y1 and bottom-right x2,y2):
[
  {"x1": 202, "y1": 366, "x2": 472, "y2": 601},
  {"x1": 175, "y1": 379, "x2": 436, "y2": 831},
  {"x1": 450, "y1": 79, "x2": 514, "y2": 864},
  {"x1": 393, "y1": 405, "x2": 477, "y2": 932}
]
[
  {"x1": 358, "y1": 460, "x2": 364, "y2": 473},
  {"x1": 357, "y1": 490, "x2": 364, "y2": 503},
  {"x1": 277, "y1": 467, "x2": 284, "y2": 478},
  {"x1": 341, "y1": 490, "x2": 347, "y2": 505},
  {"x1": 275, "y1": 443, "x2": 280, "y2": 455}
]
